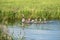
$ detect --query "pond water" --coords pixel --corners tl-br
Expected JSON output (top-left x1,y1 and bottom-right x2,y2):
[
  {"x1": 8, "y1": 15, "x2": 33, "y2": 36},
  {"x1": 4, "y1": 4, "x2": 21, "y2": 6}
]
[{"x1": 8, "y1": 20, "x2": 60, "y2": 40}]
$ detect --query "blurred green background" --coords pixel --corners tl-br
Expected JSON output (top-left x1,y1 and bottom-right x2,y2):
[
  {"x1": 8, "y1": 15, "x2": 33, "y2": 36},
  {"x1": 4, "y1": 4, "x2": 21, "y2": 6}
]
[{"x1": 0, "y1": 0, "x2": 60, "y2": 24}]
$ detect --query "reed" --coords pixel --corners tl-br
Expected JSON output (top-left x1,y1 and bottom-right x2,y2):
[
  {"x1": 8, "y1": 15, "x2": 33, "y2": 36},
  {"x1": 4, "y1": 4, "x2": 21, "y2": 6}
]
[{"x1": 0, "y1": 0, "x2": 60, "y2": 24}]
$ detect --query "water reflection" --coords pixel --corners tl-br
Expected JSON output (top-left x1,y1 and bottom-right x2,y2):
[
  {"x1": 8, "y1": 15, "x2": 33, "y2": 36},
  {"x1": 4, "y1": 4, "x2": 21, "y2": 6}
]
[
  {"x1": 25, "y1": 20, "x2": 60, "y2": 30},
  {"x1": 8, "y1": 20, "x2": 60, "y2": 40}
]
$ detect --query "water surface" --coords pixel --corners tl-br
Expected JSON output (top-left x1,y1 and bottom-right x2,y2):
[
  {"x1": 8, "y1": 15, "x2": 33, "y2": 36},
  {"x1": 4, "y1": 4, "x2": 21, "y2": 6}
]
[{"x1": 8, "y1": 20, "x2": 60, "y2": 40}]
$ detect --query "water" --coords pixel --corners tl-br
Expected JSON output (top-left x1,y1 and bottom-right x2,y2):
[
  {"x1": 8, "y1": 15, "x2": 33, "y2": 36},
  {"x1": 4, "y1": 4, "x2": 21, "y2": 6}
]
[{"x1": 8, "y1": 20, "x2": 60, "y2": 40}]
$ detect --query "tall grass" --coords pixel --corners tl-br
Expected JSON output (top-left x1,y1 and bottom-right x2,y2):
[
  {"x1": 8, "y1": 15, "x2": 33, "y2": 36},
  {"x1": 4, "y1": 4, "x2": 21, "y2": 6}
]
[
  {"x1": 0, "y1": 25, "x2": 13, "y2": 40},
  {"x1": 0, "y1": 0, "x2": 60, "y2": 24}
]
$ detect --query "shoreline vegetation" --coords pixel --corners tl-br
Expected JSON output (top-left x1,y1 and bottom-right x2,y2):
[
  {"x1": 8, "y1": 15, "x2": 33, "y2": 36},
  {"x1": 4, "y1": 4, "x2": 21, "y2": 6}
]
[
  {"x1": 0, "y1": 24, "x2": 13, "y2": 40},
  {"x1": 0, "y1": 9, "x2": 60, "y2": 24},
  {"x1": 0, "y1": 0, "x2": 60, "y2": 24}
]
